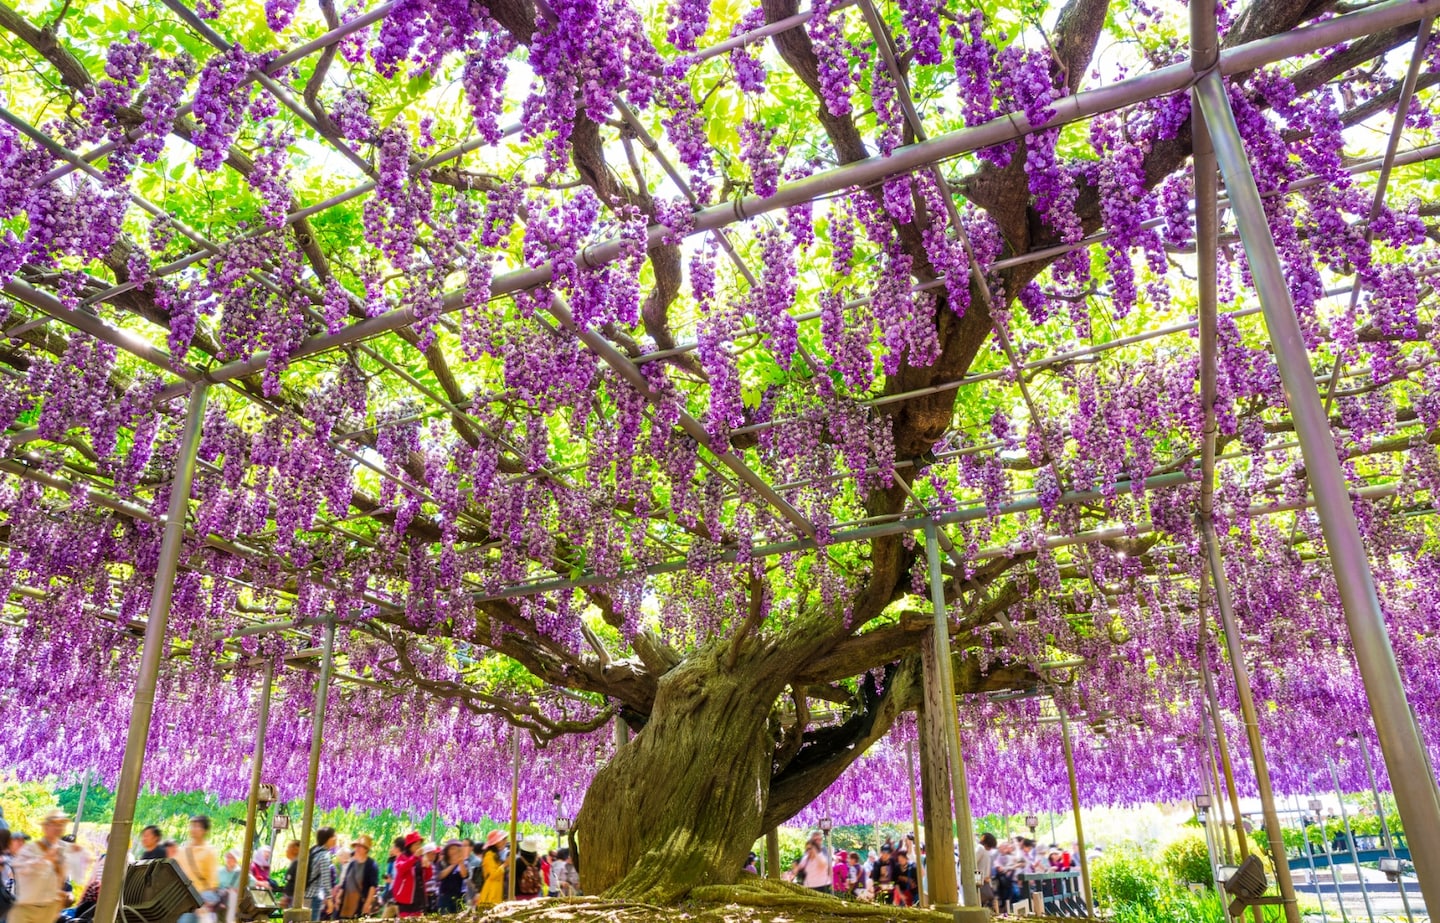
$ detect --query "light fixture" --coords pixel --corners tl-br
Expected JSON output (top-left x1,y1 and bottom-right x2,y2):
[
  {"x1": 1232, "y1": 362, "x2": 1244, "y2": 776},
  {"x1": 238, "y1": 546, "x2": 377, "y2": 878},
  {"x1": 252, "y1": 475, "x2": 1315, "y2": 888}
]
[
  {"x1": 1218, "y1": 855, "x2": 1281, "y2": 917},
  {"x1": 1308, "y1": 799, "x2": 1323, "y2": 814},
  {"x1": 272, "y1": 811, "x2": 290, "y2": 831},
  {"x1": 1025, "y1": 814, "x2": 1039, "y2": 830},
  {"x1": 819, "y1": 817, "x2": 833, "y2": 834},
  {"x1": 1195, "y1": 794, "x2": 1212, "y2": 809},
  {"x1": 1379, "y1": 857, "x2": 1403, "y2": 882},
  {"x1": 257, "y1": 783, "x2": 278, "y2": 806},
  {"x1": 556, "y1": 817, "x2": 570, "y2": 835}
]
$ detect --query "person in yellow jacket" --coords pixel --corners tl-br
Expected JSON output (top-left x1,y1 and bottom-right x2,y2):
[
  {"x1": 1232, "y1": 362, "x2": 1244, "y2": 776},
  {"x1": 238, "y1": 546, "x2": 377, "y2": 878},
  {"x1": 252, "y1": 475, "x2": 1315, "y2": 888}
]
[{"x1": 475, "y1": 831, "x2": 508, "y2": 904}]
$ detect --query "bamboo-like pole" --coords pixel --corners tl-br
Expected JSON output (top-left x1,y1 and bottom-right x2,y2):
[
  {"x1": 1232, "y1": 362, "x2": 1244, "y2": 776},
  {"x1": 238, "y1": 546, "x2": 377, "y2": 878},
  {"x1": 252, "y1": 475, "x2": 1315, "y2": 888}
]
[
  {"x1": 905, "y1": 741, "x2": 927, "y2": 908},
  {"x1": 93, "y1": 382, "x2": 209, "y2": 923},
  {"x1": 287, "y1": 619, "x2": 335, "y2": 921},
  {"x1": 507, "y1": 733, "x2": 521, "y2": 900},
  {"x1": 72, "y1": 770, "x2": 89, "y2": 838},
  {"x1": 915, "y1": 703, "x2": 958, "y2": 906},
  {"x1": 430, "y1": 780, "x2": 439, "y2": 844},
  {"x1": 1195, "y1": 68, "x2": 1440, "y2": 913},
  {"x1": 1198, "y1": 569, "x2": 1257, "y2": 905},
  {"x1": 923, "y1": 522, "x2": 979, "y2": 907},
  {"x1": 239, "y1": 660, "x2": 276, "y2": 900},
  {"x1": 1058, "y1": 710, "x2": 1093, "y2": 916},
  {"x1": 1202, "y1": 524, "x2": 1301, "y2": 923},
  {"x1": 765, "y1": 830, "x2": 780, "y2": 880}
]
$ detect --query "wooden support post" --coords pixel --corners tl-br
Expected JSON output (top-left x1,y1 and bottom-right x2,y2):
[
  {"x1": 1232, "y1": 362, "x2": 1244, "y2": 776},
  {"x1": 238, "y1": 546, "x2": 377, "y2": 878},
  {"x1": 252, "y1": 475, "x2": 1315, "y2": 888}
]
[{"x1": 917, "y1": 642, "x2": 959, "y2": 906}]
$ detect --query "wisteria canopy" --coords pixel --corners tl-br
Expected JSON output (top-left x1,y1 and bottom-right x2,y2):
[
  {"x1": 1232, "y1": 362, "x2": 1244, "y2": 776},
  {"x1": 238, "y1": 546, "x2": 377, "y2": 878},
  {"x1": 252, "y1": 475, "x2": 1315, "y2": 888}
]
[{"x1": 2, "y1": 0, "x2": 1440, "y2": 903}]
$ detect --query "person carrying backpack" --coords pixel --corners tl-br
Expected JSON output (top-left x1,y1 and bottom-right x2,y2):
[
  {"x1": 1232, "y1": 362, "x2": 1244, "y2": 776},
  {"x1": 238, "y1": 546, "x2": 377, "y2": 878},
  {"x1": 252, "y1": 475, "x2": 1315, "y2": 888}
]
[{"x1": 514, "y1": 838, "x2": 543, "y2": 900}]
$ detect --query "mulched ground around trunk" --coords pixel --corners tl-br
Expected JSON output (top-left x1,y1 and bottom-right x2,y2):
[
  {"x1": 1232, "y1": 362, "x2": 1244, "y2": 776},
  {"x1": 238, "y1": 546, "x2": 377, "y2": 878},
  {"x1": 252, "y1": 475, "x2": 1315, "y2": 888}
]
[{"x1": 469, "y1": 878, "x2": 973, "y2": 922}]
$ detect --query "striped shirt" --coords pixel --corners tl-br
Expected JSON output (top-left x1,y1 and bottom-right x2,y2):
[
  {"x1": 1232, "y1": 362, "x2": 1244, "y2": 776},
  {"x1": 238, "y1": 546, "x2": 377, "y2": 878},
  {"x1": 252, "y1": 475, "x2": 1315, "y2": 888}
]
[{"x1": 304, "y1": 848, "x2": 335, "y2": 900}]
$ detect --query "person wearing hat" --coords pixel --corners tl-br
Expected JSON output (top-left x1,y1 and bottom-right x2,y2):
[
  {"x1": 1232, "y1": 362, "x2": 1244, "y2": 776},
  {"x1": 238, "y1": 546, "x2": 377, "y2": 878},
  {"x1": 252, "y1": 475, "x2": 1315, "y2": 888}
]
[
  {"x1": 10, "y1": 810, "x2": 70, "y2": 923},
  {"x1": 391, "y1": 833, "x2": 427, "y2": 918},
  {"x1": 869, "y1": 843, "x2": 899, "y2": 905},
  {"x1": 513, "y1": 837, "x2": 543, "y2": 900},
  {"x1": 791, "y1": 831, "x2": 831, "y2": 895},
  {"x1": 475, "y1": 831, "x2": 506, "y2": 905},
  {"x1": 336, "y1": 838, "x2": 378, "y2": 919}
]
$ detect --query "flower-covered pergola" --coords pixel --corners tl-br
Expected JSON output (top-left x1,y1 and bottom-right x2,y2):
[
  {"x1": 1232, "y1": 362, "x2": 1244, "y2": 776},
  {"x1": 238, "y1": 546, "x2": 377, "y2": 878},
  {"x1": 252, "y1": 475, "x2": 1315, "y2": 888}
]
[{"x1": 3, "y1": 0, "x2": 1440, "y2": 912}]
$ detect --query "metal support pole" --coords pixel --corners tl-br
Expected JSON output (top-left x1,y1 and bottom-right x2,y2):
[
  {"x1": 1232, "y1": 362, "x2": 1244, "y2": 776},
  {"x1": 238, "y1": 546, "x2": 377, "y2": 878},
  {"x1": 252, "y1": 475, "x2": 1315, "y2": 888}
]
[
  {"x1": 1194, "y1": 731, "x2": 1223, "y2": 892},
  {"x1": 905, "y1": 740, "x2": 927, "y2": 908},
  {"x1": 430, "y1": 781, "x2": 439, "y2": 844},
  {"x1": 1294, "y1": 794, "x2": 1330, "y2": 923},
  {"x1": 1328, "y1": 759, "x2": 1376, "y2": 923},
  {"x1": 72, "y1": 769, "x2": 90, "y2": 838},
  {"x1": 239, "y1": 660, "x2": 276, "y2": 897},
  {"x1": 1199, "y1": 570, "x2": 1261, "y2": 923},
  {"x1": 287, "y1": 618, "x2": 335, "y2": 923},
  {"x1": 1194, "y1": 69, "x2": 1440, "y2": 912},
  {"x1": 1058, "y1": 709, "x2": 1093, "y2": 916},
  {"x1": 1319, "y1": 805, "x2": 1353, "y2": 923},
  {"x1": 93, "y1": 381, "x2": 209, "y2": 923},
  {"x1": 1200, "y1": 626, "x2": 1252, "y2": 870},
  {"x1": 923, "y1": 521, "x2": 980, "y2": 907},
  {"x1": 1358, "y1": 733, "x2": 1414, "y2": 923},
  {"x1": 507, "y1": 732, "x2": 521, "y2": 900},
  {"x1": 1202, "y1": 522, "x2": 1301, "y2": 923},
  {"x1": 1197, "y1": 801, "x2": 1221, "y2": 905},
  {"x1": 1198, "y1": 683, "x2": 1235, "y2": 866}
]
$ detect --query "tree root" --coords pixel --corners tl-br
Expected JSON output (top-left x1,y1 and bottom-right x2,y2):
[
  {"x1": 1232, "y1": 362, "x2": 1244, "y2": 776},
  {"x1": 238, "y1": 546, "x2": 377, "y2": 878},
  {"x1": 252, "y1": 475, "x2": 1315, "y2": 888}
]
[{"x1": 690, "y1": 878, "x2": 952, "y2": 917}]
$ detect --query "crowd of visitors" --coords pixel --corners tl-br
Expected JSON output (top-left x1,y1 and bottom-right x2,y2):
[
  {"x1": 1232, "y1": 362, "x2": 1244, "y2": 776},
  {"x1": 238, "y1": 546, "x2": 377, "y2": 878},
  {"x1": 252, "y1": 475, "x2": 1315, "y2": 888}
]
[
  {"x1": 3, "y1": 804, "x2": 1081, "y2": 921},
  {"x1": 781, "y1": 828, "x2": 1079, "y2": 911},
  {"x1": 0, "y1": 808, "x2": 580, "y2": 923}
]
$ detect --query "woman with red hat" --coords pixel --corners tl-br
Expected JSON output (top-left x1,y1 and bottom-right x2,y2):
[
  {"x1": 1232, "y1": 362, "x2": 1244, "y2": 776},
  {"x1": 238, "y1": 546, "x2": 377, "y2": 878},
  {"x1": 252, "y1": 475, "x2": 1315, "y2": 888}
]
[
  {"x1": 390, "y1": 833, "x2": 429, "y2": 918},
  {"x1": 475, "y1": 831, "x2": 507, "y2": 905}
]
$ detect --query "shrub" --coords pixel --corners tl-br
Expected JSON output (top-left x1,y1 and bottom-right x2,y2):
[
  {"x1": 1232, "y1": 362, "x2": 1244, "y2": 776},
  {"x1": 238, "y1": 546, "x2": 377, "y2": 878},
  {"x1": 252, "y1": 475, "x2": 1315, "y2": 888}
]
[
  {"x1": 1163, "y1": 833, "x2": 1214, "y2": 886},
  {"x1": 1092, "y1": 848, "x2": 1166, "y2": 912}
]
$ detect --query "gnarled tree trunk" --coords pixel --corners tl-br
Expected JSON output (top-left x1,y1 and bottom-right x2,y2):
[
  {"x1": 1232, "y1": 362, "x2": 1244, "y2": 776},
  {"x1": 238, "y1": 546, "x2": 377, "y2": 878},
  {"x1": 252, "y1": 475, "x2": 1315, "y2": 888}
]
[{"x1": 575, "y1": 642, "x2": 789, "y2": 901}]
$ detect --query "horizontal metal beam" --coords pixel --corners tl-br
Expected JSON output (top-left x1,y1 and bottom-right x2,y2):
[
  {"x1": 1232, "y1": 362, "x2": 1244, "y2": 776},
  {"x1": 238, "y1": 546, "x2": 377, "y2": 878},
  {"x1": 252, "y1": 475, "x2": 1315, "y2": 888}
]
[
  {"x1": 152, "y1": 0, "x2": 1440, "y2": 402},
  {"x1": 2, "y1": 280, "x2": 199, "y2": 382},
  {"x1": 472, "y1": 470, "x2": 1195, "y2": 600}
]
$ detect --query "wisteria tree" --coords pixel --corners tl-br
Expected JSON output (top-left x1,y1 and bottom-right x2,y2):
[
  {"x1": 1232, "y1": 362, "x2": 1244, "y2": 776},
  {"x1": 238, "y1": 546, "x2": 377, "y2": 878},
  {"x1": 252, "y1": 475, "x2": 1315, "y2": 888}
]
[{"x1": 2, "y1": 0, "x2": 1439, "y2": 906}]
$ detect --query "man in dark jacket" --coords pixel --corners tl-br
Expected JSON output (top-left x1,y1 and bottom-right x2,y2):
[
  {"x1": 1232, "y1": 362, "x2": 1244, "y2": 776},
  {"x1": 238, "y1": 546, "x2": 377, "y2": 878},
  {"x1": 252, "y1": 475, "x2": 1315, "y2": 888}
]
[
  {"x1": 138, "y1": 827, "x2": 166, "y2": 861},
  {"x1": 277, "y1": 841, "x2": 300, "y2": 909},
  {"x1": 336, "y1": 839, "x2": 379, "y2": 918}
]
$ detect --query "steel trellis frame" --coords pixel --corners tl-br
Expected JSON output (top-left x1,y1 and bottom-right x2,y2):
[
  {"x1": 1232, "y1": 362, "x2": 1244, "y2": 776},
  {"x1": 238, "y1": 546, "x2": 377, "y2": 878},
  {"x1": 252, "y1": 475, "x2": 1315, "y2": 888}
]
[
  {"x1": 93, "y1": 381, "x2": 209, "y2": 923},
  {"x1": 5, "y1": 0, "x2": 1393, "y2": 587},
  {"x1": 0, "y1": 0, "x2": 1434, "y2": 858},
  {"x1": 1194, "y1": 62, "x2": 1440, "y2": 912},
  {"x1": 139, "y1": 0, "x2": 1440, "y2": 402}
]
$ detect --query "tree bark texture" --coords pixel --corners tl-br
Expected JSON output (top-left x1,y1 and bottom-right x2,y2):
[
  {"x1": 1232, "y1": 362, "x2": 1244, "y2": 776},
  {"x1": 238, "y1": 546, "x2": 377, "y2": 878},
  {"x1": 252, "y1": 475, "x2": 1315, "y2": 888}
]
[{"x1": 575, "y1": 643, "x2": 790, "y2": 901}]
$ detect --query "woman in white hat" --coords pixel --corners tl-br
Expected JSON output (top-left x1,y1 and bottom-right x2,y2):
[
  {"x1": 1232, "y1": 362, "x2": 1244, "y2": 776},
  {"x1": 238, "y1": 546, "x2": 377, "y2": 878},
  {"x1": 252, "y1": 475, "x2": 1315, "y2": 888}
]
[
  {"x1": 514, "y1": 837, "x2": 543, "y2": 900},
  {"x1": 10, "y1": 810, "x2": 70, "y2": 923}
]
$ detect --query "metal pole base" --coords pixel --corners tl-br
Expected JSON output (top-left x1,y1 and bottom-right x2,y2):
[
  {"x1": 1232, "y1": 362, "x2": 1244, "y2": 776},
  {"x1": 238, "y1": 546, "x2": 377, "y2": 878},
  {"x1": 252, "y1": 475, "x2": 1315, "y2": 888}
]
[{"x1": 932, "y1": 904, "x2": 991, "y2": 923}]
